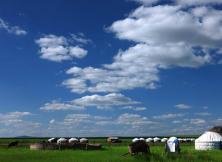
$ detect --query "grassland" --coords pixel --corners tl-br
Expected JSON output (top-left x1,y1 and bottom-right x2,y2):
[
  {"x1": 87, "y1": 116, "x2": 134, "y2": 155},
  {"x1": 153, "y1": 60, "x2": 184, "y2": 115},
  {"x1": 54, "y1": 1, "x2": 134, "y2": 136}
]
[{"x1": 0, "y1": 138, "x2": 221, "y2": 162}]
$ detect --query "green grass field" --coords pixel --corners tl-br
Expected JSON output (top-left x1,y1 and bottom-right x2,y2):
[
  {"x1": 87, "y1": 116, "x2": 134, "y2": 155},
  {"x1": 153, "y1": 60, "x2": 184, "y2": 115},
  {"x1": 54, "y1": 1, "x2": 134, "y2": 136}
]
[{"x1": 0, "y1": 138, "x2": 221, "y2": 162}]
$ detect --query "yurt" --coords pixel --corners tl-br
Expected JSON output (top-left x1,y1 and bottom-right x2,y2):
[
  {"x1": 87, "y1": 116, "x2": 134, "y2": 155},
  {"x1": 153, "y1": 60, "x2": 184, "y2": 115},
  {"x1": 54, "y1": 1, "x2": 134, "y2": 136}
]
[
  {"x1": 69, "y1": 138, "x2": 79, "y2": 144},
  {"x1": 153, "y1": 137, "x2": 161, "y2": 142},
  {"x1": 166, "y1": 137, "x2": 180, "y2": 153},
  {"x1": 195, "y1": 131, "x2": 222, "y2": 150},
  {"x1": 146, "y1": 138, "x2": 153, "y2": 143},
  {"x1": 48, "y1": 137, "x2": 56, "y2": 143},
  {"x1": 139, "y1": 138, "x2": 145, "y2": 141},
  {"x1": 80, "y1": 138, "x2": 88, "y2": 144},
  {"x1": 132, "y1": 138, "x2": 139, "y2": 143},
  {"x1": 57, "y1": 138, "x2": 67, "y2": 144},
  {"x1": 107, "y1": 137, "x2": 121, "y2": 143},
  {"x1": 161, "y1": 138, "x2": 168, "y2": 143}
]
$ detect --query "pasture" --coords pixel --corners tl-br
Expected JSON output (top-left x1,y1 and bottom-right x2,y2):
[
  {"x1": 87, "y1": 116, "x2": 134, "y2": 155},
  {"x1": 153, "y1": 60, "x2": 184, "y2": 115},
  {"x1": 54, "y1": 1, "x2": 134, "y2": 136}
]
[{"x1": 0, "y1": 138, "x2": 221, "y2": 162}]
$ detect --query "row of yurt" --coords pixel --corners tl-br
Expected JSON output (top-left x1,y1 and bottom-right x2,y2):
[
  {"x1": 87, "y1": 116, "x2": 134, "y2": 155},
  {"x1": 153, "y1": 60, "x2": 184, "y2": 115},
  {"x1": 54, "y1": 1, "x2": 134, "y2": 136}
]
[
  {"x1": 48, "y1": 137, "x2": 88, "y2": 144},
  {"x1": 131, "y1": 137, "x2": 168, "y2": 143}
]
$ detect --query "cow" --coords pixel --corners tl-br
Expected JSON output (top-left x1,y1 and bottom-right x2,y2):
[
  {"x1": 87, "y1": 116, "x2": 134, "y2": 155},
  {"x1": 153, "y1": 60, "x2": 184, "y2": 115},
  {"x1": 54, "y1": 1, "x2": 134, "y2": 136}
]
[
  {"x1": 125, "y1": 140, "x2": 150, "y2": 156},
  {"x1": 8, "y1": 141, "x2": 19, "y2": 148}
]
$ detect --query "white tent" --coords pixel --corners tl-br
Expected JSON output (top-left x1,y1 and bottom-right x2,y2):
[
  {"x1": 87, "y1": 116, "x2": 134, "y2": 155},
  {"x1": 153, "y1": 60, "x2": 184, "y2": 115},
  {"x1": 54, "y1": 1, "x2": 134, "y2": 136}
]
[
  {"x1": 146, "y1": 138, "x2": 153, "y2": 143},
  {"x1": 166, "y1": 137, "x2": 180, "y2": 152},
  {"x1": 80, "y1": 138, "x2": 88, "y2": 143},
  {"x1": 139, "y1": 138, "x2": 145, "y2": 141},
  {"x1": 195, "y1": 131, "x2": 222, "y2": 150},
  {"x1": 69, "y1": 138, "x2": 79, "y2": 143},
  {"x1": 132, "y1": 138, "x2": 139, "y2": 143},
  {"x1": 153, "y1": 137, "x2": 161, "y2": 142},
  {"x1": 57, "y1": 138, "x2": 67, "y2": 144},
  {"x1": 161, "y1": 138, "x2": 168, "y2": 142},
  {"x1": 48, "y1": 137, "x2": 55, "y2": 143}
]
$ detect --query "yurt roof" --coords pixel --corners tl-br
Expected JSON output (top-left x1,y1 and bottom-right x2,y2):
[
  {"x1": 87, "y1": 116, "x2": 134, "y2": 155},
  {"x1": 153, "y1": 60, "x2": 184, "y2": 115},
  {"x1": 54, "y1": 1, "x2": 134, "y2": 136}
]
[{"x1": 195, "y1": 131, "x2": 222, "y2": 142}]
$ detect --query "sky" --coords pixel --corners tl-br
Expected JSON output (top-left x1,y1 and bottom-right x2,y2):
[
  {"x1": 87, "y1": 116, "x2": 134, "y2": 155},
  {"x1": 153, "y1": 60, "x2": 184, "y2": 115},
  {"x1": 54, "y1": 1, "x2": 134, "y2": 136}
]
[{"x1": 0, "y1": 0, "x2": 222, "y2": 137}]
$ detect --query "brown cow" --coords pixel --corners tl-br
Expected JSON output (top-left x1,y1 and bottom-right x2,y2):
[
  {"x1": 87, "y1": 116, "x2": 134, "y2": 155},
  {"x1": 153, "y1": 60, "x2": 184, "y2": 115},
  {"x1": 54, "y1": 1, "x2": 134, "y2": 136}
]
[{"x1": 128, "y1": 140, "x2": 150, "y2": 156}]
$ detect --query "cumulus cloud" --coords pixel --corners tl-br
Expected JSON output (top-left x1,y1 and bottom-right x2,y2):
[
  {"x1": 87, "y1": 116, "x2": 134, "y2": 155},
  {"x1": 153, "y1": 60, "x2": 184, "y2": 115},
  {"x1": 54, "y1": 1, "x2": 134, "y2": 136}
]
[
  {"x1": 0, "y1": 111, "x2": 41, "y2": 137},
  {"x1": 63, "y1": 4, "x2": 222, "y2": 94},
  {"x1": 0, "y1": 111, "x2": 32, "y2": 125},
  {"x1": 0, "y1": 18, "x2": 27, "y2": 36},
  {"x1": 175, "y1": 104, "x2": 192, "y2": 109},
  {"x1": 40, "y1": 100, "x2": 77, "y2": 111},
  {"x1": 47, "y1": 112, "x2": 158, "y2": 136},
  {"x1": 117, "y1": 113, "x2": 156, "y2": 126},
  {"x1": 35, "y1": 34, "x2": 88, "y2": 62},
  {"x1": 40, "y1": 93, "x2": 140, "y2": 111}
]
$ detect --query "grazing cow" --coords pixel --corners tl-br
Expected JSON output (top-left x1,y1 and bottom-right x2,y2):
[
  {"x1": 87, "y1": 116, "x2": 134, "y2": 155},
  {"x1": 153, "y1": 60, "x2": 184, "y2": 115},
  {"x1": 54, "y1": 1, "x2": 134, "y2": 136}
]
[
  {"x1": 128, "y1": 140, "x2": 150, "y2": 156},
  {"x1": 8, "y1": 141, "x2": 19, "y2": 148}
]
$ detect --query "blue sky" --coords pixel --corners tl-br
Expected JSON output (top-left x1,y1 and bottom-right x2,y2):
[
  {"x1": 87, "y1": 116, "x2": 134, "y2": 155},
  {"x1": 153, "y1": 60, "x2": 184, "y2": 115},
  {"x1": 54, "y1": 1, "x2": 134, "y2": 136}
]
[{"x1": 0, "y1": 0, "x2": 222, "y2": 137}]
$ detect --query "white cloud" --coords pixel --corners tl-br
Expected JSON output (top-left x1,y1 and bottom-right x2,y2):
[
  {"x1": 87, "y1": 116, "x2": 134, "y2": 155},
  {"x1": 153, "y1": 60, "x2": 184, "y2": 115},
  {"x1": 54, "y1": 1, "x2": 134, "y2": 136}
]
[
  {"x1": 0, "y1": 111, "x2": 31, "y2": 125},
  {"x1": 190, "y1": 118, "x2": 206, "y2": 125},
  {"x1": 71, "y1": 33, "x2": 92, "y2": 44},
  {"x1": 195, "y1": 112, "x2": 211, "y2": 116},
  {"x1": 49, "y1": 119, "x2": 55, "y2": 124},
  {"x1": 40, "y1": 93, "x2": 140, "y2": 111},
  {"x1": 175, "y1": 104, "x2": 192, "y2": 109},
  {"x1": 117, "y1": 113, "x2": 156, "y2": 127},
  {"x1": 63, "y1": 5, "x2": 222, "y2": 94},
  {"x1": 122, "y1": 106, "x2": 147, "y2": 111},
  {"x1": 0, "y1": 18, "x2": 27, "y2": 36},
  {"x1": 176, "y1": 0, "x2": 222, "y2": 6},
  {"x1": 0, "y1": 112, "x2": 41, "y2": 137},
  {"x1": 153, "y1": 113, "x2": 184, "y2": 120},
  {"x1": 110, "y1": 5, "x2": 222, "y2": 48},
  {"x1": 130, "y1": 0, "x2": 159, "y2": 5},
  {"x1": 72, "y1": 93, "x2": 139, "y2": 109},
  {"x1": 35, "y1": 34, "x2": 88, "y2": 62},
  {"x1": 40, "y1": 100, "x2": 77, "y2": 111}
]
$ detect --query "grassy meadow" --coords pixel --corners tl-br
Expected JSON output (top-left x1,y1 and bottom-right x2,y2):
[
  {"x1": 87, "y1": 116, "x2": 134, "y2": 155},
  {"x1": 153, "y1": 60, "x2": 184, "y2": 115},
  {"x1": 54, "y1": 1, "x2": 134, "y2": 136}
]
[{"x1": 0, "y1": 138, "x2": 222, "y2": 162}]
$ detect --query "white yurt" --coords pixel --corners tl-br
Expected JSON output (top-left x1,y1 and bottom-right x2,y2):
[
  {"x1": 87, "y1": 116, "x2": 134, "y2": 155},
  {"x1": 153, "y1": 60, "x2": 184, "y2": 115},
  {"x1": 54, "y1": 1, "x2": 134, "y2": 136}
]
[
  {"x1": 48, "y1": 137, "x2": 55, "y2": 143},
  {"x1": 132, "y1": 138, "x2": 139, "y2": 143},
  {"x1": 153, "y1": 137, "x2": 161, "y2": 142},
  {"x1": 195, "y1": 131, "x2": 222, "y2": 150},
  {"x1": 166, "y1": 137, "x2": 180, "y2": 153},
  {"x1": 80, "y1": 138, "x2": 88, "y2": 143},
  {"x1": 69, "y1": 138, "x2": 79, "y2": 143},
  {"x1": 146, "y1": 138, "x2": 153, "y2": 143},
  {"x1": 161, "y1": 138, "x2": 168, "y2": 143},
  {"x1": 139, "y1": 138, "x2": 145, "y2": 141},
  {"x1": 57, "y1": 138, "x2": 67, "y2": 144}
]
